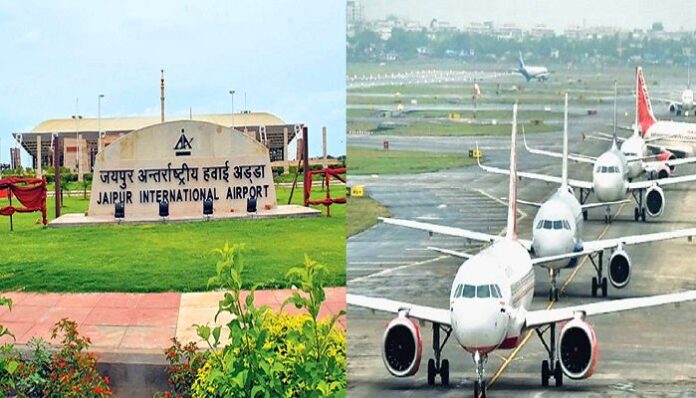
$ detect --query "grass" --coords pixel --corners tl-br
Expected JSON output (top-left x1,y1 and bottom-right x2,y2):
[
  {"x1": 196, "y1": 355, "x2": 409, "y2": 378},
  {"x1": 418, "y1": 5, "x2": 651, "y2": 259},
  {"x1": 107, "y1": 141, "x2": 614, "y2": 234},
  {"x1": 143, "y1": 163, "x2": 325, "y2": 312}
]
[
  {"x1": 348, "y1": 120, "x2": 556, "y2": 136},
  {"x1": 347, "y1": 195, "x2": 391, "y2": 237},
  {"x1": 0, "y1": 185, "x2": 345, "y2": 293},
  {"x1": 347, "y1": 146, "x2": 476, "y2": 175}
]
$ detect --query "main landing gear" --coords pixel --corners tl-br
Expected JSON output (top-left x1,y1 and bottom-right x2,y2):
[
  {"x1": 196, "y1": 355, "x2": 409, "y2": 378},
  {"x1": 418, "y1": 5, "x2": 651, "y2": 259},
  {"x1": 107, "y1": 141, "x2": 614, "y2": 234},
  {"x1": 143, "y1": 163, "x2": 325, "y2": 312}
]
[
  {"x1": 589, "y1": 251, "x2": 608, "y2": 297},
  {"x1": 603, "y1": 206, "x2": 613, "y2": 224},
  {"x1": 473, "y1": 351, "x2": 488, "y2": 397},
  {"x1": 548, "y1": 268, "x2": 560, "y2": 301},
  {"x1": 427, "y1": 323, "x2": 452, "y2": 386},
  {"x1": 535, "y1": 323, "x2": 563, "y2": 387},
  {"x1": 632, "y1": 190, "x2": 647, "y2": 222}
]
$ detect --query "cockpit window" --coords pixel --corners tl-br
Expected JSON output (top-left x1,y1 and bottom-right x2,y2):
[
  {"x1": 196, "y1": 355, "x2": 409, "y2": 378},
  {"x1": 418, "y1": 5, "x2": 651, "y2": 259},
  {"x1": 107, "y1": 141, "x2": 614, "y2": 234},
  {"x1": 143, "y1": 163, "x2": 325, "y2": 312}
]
[
  {"x1": 536, "y1": 220, "x2": 543, "y2": 229},
  {"x1": 543, "y1": 220, "x2": 552, "y2": 229},
  {"x1": 462, "y1": 284, "x2": 475, "y2": 298},
  {"x1": 553, "y1": 220, "x2": 562, "y2": 230},
  {"x1": 454, "y1": 284, "x2": 462, "y2": 298},
  {"x1": 490, "y1": 284, "x2": 501, "y2": 298},
  {"x1": 563, "y1": 220, "x2": 571, "y2": 230},
  {"x1": 476, "y1": 285, "x2": 491, "y2": 298}
]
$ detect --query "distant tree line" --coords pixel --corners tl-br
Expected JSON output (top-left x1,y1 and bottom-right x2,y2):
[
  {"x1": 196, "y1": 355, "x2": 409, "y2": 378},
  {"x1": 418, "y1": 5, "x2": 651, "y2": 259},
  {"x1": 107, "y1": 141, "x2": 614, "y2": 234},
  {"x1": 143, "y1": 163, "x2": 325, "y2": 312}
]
[{"x1": 348, "y1": 27, "x2": 696, "y2": 65}]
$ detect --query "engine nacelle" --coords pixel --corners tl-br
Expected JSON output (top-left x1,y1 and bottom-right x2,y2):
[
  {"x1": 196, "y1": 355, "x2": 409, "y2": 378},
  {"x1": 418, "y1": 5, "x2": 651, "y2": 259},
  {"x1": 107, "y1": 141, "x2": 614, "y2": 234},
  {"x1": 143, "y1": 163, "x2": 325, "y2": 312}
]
[
  {"x1": 645, "y1": 185, "x2": 665, "y2": 217},
  {"x1": 657, "y1": 150, "x2": 676, "y2": 172},
  {"x1": 608, "y1": 249, "x2": 632, "y2": 288},
  {"x1": 382, "y1": 316, "x2": 423, "y2": 377},
  {"x1": 669, "y1": 102, "x2": 678, "y2": 114},
  {"x1": 558, "y1": 318, "x2": 598, "y2": 380}
]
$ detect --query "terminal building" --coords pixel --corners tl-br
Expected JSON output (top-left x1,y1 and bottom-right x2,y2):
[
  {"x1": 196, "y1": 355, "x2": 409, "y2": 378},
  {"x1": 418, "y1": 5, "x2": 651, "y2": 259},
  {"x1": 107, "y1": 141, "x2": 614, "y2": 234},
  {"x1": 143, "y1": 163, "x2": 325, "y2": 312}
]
[{"x1": 12, "y1": 112, "x2": 301, "y2": 177}]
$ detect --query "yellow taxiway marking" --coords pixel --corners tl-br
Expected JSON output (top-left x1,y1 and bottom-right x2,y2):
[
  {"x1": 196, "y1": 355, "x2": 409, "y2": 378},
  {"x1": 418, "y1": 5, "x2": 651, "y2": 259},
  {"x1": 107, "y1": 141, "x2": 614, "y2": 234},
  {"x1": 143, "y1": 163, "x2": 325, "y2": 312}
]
[{"x1": 486, "y1": 203, "x2": 626, "y2": 390}]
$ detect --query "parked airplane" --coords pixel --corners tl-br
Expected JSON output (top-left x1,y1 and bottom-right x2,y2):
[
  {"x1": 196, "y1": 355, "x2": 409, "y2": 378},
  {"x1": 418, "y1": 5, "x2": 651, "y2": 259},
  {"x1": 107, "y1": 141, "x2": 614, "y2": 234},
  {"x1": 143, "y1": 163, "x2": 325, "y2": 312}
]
[
  {"x1": 348, "y1": 106, "x2": 696, "y2": 396},
  {"x1": 636, "y1": 66, "x2": 696, "y2": 157},
  {"x1": 516, "y1": 51, "x2": 550, "y2": 81},
  {"x1": 652, "y1": 63, "x2": 695, "y2": 116}
]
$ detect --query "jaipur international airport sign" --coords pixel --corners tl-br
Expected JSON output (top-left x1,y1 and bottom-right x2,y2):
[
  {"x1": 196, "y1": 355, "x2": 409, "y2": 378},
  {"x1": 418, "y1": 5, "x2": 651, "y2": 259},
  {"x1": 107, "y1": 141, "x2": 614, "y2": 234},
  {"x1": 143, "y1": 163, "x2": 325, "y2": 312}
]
[{"x1": 88, "y1": 120, "x2": 276, "y2": 218}]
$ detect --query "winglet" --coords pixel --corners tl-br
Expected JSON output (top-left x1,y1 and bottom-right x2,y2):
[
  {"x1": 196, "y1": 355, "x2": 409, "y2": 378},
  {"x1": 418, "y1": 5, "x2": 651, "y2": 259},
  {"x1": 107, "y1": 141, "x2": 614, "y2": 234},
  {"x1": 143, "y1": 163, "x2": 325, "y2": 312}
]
[
  {"x1": 562, "y1": 93, "x2": 569, "y2": 189},
  {"x1": 506, "y1": 104, "x2": 519, "y2": 240}
]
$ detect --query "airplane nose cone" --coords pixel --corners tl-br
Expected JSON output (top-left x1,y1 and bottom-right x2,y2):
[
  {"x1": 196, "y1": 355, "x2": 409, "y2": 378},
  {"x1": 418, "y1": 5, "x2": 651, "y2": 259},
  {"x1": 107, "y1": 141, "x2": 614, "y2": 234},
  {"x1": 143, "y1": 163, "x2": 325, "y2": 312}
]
[
  {"x1": 452, "y1": 301, "x2": 509, "y2": 354},
  {"x1": 594, "y1": 174, "x2": 624, "y2": 202},
  {"x1": 533, "y1": 230, "x2": 574, "y2": 258}
]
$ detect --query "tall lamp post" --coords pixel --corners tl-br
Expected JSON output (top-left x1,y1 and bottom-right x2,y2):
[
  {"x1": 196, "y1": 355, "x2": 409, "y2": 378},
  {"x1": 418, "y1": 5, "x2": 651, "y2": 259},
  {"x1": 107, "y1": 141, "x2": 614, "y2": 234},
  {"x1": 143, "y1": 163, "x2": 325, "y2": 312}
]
[
  {"x1": 228, "y1": 89, "x2": 235, "y2": 129},
  {"x1": 72, "y1": 98, "x2": 83, "y2": 182},
  {"x1": 98, "y1": 94, "x2": 105, "y2": 152}
]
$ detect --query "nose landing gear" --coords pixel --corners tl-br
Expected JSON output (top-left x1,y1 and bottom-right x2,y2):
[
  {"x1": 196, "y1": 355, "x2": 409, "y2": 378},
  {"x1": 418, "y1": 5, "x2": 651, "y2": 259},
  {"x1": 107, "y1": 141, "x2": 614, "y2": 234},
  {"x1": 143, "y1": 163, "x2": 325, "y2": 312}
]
[
  {"x1": 548, "y1": 269, "x2": 560, "y2": 301},
  {"x1": 589, "y1": 251, "x2": 608, "y2": 297},
  {"x1": 472, "y1": 351, "x2": 488, "y2": 397}
]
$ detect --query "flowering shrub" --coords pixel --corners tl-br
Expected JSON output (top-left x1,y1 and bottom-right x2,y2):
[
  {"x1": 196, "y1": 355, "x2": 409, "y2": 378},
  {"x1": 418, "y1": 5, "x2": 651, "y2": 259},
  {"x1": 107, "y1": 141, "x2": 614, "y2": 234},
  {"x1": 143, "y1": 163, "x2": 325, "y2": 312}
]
[
  {"x1": 153, "y1": 338, "x2": 206, "y2": 398},
  {"x1": 185, "y1": 243, "x2": 346, "y2": 397},
  {"x1": 4, "y1": 319, "x2": 112, "y2": 398}
]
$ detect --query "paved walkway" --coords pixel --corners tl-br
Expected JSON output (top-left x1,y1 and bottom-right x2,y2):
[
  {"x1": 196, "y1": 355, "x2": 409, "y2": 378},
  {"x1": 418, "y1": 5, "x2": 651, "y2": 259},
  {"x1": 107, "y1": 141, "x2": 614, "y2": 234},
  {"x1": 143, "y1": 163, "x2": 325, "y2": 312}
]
[{"x1": 0, "y1": 288, "x2": 346, "y2": 354}]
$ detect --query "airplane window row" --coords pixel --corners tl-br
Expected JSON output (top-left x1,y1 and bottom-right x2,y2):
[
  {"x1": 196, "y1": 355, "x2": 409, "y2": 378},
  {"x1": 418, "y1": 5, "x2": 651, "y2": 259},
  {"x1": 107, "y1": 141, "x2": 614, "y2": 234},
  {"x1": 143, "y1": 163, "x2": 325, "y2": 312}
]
[
  {"x1": 535, "y1": 219, "x2": 571, "y2": 230},
  {"x1": 596, "y1": 165, "x2": 620, "y2": 173},
  {"x1": 453, "y1": 283, "x2": 502, "y2": 299}
]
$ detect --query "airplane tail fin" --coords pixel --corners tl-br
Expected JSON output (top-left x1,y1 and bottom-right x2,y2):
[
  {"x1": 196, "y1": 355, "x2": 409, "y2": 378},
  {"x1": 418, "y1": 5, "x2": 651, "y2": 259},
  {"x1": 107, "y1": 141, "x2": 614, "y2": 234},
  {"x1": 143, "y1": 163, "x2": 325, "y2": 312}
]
[
  {"x1": 506, "y1": 104, "x2": 519, "y2": 240},
  {"x1": 561, "y1": 93, "x2": 569, "y2": 189},
  {"x1": 636, "y1": 66, "x2": 657, "y2": 136},
  {"x1": 518, "y1": 51, "x2": 526, "y2": 70}
]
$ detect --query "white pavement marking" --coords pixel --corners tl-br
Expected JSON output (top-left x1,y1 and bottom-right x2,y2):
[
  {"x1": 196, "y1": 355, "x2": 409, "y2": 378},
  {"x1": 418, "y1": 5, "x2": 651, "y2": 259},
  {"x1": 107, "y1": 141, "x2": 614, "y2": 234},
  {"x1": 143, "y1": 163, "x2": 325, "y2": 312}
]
[{"x1": 348, "y1": 255, "x2": 449, "y2": 284}]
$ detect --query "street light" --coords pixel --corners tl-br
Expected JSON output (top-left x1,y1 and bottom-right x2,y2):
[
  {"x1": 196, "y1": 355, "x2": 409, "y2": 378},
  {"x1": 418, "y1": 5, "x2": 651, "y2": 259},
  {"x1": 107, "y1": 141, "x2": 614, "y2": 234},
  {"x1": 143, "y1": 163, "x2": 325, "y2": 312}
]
[
  {"x1": 72, "y1": 98, "x2": 83, "y2": 182},
  {"x1": 98, "y1": 94, "x2": 105, "y2": 152},
  {"x1": 229, "y1": 89, "x2": 235, "y2": 128}
]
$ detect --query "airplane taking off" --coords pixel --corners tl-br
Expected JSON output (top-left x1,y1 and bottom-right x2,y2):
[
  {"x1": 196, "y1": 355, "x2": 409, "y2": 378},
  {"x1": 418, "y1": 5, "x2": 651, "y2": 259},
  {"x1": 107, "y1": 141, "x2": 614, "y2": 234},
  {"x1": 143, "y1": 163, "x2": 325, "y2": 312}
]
[
  {"x1": 516, "y1": 51, "x2": 550, "y2": 81},
  {"x1": 481, "y1": 92, "x2": 696, "y2": 224},
  {"x1": 348, "y1": 106, "x2": 696, "y2": 396},
  {"x1": 636, "y1": 66, "x2": 696, "y2": 157}
]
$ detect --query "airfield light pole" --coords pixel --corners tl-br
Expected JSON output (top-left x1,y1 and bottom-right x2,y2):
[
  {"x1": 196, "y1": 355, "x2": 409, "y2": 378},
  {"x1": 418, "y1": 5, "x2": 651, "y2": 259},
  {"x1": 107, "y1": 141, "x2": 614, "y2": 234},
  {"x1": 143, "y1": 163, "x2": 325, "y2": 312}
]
[
  {"x1": 229, "y1": 89, "x2": 235, "y2": 128},
  {"x1": 98, "y1": 93, "x2": 105, "y2": 152}
]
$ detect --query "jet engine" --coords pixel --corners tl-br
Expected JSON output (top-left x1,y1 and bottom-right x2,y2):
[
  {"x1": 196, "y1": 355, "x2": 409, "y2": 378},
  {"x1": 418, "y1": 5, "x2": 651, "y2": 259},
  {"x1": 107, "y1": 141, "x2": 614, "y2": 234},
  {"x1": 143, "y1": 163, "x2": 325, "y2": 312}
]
[
  {"x1": 657, "y1": 150, "x2": 676, "y2": 172},
  {"x1": 558, "y1": 318, "x2": 598, "y2": 380},
  {"x1": 669, "y1": 102, "x2": 679, "y2": 114},
  {"x1": 645, "y1": 186, "x2": 665, "y2": 217},
  {"x1": 608, "y1": 249, "x2": 632, "y2": 288},
  {"x1": 382, "y1": 316, "x2": 423, "y2": 377}
]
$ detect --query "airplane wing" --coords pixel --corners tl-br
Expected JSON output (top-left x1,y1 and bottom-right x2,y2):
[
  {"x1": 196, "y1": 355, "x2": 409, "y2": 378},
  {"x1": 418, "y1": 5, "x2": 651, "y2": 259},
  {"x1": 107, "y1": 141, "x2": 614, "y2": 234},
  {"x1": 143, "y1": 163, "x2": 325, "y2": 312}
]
[
  {"x1": 525, "y1": 290, "x2": 696, "y2": 329},
  {"x1": 348, "y1": 294, "x2": 451, "y2": 326},
  {"x1": 531, "y1": 248, "x2": 599, "y2": 266},
  {"x1": 478, "y1": 159, "x2": 594, "y2": 190},
  {"x1": 523, "y1": 127, "x2": 596, "y2": 163},
  {"x1": 427, "y1": 246, "x2": 473, "y2": 259},
  {"x1": 588, "y1": 131, "x2": 627, "y2": 142},
  {"x1": 516, "y1": 199, "x2": 543, "y2": 208},
  {"x1": 580, "y1": 199, "x2": 630, "y2": 210},
  {"x1": 628, "y1": 173, "x2": 696, "y2": 190},
  {"x1": 379, "y1": 217, "x2": 499, "y2": 243},
  {"x1": 582, "y1": 227, "x2": 696, "y2": 253},
  {"x1": 664, "y1": 157, "x2": 696, "y2": 167}
]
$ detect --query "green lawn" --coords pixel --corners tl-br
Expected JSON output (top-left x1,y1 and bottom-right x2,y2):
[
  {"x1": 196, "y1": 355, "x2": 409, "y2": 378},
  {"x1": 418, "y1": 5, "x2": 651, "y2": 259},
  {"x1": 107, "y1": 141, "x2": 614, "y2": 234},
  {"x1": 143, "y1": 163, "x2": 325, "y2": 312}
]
[
  {"x1": 0, "y1": 186, "x2": 345, "y2": 292},
  {"x1": 347, "y1": 146, "x2": 476, "y2": 175},
  {"x1": 348, "y1": 120, "x2": 556, "y2": 136},
  {"x1": 347, "y1": 196, "x2": 391, "y2": 237}
]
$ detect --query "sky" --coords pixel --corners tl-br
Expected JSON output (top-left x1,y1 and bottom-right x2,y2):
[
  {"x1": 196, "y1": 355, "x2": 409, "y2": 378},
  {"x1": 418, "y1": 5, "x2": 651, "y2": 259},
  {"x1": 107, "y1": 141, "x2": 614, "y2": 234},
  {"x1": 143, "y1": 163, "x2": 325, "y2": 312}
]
[
  {"x1": 363, "y1": 0, "x2": 695, "y2": 32},
  {"x1": 0, "y1": 0, "x2": 346, "y2": 165}
]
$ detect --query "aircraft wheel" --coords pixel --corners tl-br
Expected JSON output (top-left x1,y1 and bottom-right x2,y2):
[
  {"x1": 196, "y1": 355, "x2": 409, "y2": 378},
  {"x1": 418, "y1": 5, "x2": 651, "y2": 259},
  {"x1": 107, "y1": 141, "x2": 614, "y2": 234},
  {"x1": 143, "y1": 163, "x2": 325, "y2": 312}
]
[
  {"x1": 583, "y1": 210, "x2": 588, "y2": 221},
  {"x1": 641, "y1": 207, "x2": 647, "y2": 222},
  {"x1": 541, "y1": 360, "x2": 550, "y2": 387},
  {"x1": 591, "y1": 277, "x2": 598, "y2": 297},
  {"x1": 440, "y1": 359, "x2": 449, "y2": 386},
  {"x1": 474, "y1": 380, "x2": 480, "y2": 397},
  {"x1": 480, "y1": 381, "x2": 487, "y2": 397},
  {"x1": 601, "y1": 277, "x2": 608, "y2": 297},
  {"x1": 427, "y1": 358, "x2": 436, "y2": 385},
  {"x1": 603, "y1": 215, "x2": 608, "y2": 224},
  {"x1": 634, "y1": 207, "x2": 640, "y2": 221},
  {"x1": 554, "y1": 360, "x2": 564, "y2": 387}
]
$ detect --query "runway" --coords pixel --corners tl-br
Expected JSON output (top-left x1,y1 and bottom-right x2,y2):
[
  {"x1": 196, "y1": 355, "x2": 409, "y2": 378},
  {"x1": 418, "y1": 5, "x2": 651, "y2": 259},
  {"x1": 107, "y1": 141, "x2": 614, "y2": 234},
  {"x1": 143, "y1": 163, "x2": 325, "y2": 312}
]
[{"x1": 347, "y1": 124, "x2": 696, "y2": 396}]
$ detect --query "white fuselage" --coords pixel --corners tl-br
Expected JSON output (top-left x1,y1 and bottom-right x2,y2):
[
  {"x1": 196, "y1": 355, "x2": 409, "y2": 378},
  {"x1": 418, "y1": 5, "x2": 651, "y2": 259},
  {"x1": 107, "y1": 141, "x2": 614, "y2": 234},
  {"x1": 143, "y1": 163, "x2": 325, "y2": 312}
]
[
  {"x1": 645, "y1": 121, "x2": 696, "y2": 157},
  {"x1": 592, "y1": 149, "x2": 629, "y2": 202},
  {"x1": 620, "y1": 134, "x2": 649, "y2": 180},
  {"x1": 531, "y1": 187, "x2": 583, "y2": 269},
  {"x1": 449, "y1": 239, "x2": 534, "y2": 354},
  {"x1": 681, "y1": 89, "x2": 694, "y2": 111}
]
